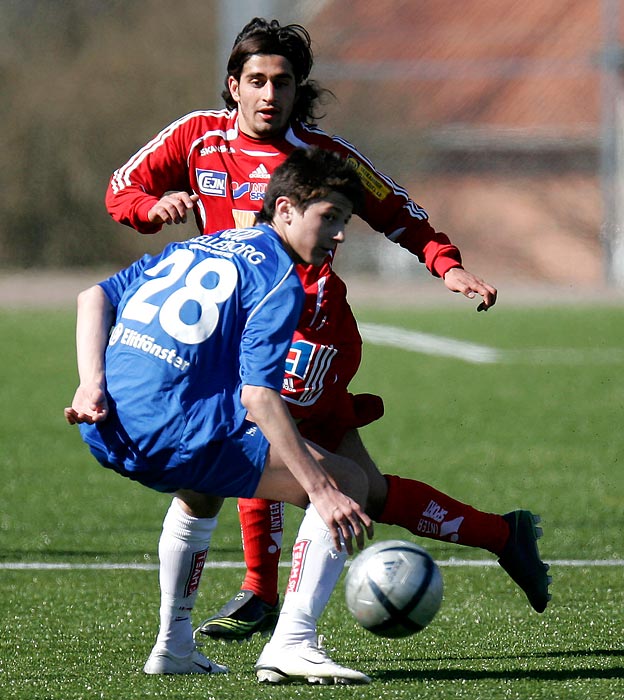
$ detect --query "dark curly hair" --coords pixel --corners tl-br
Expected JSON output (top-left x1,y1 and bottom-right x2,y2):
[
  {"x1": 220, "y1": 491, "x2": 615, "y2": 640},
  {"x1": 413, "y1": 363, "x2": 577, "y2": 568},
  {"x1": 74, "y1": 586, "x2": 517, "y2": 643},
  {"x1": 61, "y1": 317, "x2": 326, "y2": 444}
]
[
  {"x1": 256, "y1": 147, "x2": 364, "y2": 223},
  {"x1": 222, "y1": 17, "x2": 333, "y2": 124}
]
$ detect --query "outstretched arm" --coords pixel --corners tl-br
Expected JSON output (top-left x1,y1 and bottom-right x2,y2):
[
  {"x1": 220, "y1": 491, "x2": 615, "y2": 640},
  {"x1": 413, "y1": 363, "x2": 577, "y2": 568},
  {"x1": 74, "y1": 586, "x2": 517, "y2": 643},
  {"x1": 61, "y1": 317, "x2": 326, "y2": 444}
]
[{"x1": 64, "y1": 285, "x2": 114, "y2": 425}]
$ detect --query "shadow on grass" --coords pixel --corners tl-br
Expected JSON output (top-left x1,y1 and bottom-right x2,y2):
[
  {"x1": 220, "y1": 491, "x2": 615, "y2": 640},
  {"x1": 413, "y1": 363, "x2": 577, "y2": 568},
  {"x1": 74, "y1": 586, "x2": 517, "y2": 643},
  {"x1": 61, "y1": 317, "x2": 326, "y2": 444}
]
[{"x1": 372, "y1": 650, "x2": 624, "y2": 683}]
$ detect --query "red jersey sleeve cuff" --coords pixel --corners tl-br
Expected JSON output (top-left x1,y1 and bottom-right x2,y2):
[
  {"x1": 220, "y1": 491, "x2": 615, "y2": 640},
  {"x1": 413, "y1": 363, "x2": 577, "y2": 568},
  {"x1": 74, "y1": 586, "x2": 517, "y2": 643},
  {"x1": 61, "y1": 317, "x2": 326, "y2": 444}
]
[{"x1": 434, "y1": 258, "x2": 464, "y2": 279}]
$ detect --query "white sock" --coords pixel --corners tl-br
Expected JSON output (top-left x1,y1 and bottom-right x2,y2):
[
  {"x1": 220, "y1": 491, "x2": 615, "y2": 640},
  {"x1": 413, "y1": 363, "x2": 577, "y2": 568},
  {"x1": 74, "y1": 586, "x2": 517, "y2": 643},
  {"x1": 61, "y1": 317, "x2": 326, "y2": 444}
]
[
  {"x1": 154, "y1": 498, "x2": 217, "y2": 656},
  {"x1": 270, "y1": 504, "x2": 347, "y2": 648}
]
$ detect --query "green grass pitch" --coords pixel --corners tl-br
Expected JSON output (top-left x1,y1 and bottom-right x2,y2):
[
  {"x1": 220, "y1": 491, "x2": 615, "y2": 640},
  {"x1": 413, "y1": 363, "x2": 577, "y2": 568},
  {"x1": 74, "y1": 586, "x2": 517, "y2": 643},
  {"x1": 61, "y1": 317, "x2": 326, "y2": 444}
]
[{"x1": 1, "y1": 302, "x2": 622, "y2": 699}]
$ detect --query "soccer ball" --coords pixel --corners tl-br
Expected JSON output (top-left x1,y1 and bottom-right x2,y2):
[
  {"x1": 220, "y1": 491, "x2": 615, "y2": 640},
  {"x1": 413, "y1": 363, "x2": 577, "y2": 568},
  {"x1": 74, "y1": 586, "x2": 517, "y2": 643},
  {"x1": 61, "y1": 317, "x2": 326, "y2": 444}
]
[{"x1": 344, "y1": 539, "x2": 443, "y2": 638}]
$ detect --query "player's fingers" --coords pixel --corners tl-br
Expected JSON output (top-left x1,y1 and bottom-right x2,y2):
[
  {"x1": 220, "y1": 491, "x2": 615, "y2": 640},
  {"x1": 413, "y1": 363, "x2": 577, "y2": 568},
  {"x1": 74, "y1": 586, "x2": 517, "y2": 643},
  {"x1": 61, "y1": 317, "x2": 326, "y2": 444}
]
[
  {"x1": 168, "y1": 201, "x2": 189, "y2": 223},
  {"x1": 153, "y1": 205, "x2": 175, "y2": 225},
  {"x1": 346, "y1": 515, "x2": 364, "y2": 551},
  {"x1": 66, "y1": 405, "x2": 106, "y2": 425},
  {"x1": 335, "y1": 507, "x2": 359, "y2": 554},
  {"x1": 342, "y1": 529, "x2": 354, "y2": 555},
  {"x1": 333, "y1": 511, "x2": 354, "y2": 554},
  {"x1": 477, "y1": 285, "x2": 497, "y2": 312},
  {"x1": 354, "y1": 511, "x2": 374, "y2": 550},
  {"x1": 331, "y1": 521, "x2": 349, "y2": 553},
  {"x1": 484, "y1": 285, "x2": 497, "y2": 306},
  {"x1": 338, "y1": 504, "x2": 371, "y2": 553},
  {"x1": 154, "y1": 196, "x2": 191, "y2": 224},
  {"x1": 351, "y1": 520, "x2": 366, "y2": 551},
  {"x1": 171, "y1": 192, "x2": 197, "y2": 218},
  {"x1": 64, "y1": 407, "x2": 91, "y2": 424},
  {"x1": 147, "y1": 206, "x2": 165, "y2": 225},
  {"x1": 170, "y1": 191, "x2": 196, "y2": 207},
  {"x1": 461, "y1": 278, "x2": 496, "y2": 308},
  {"x1": 178, "y1": 200, "x2": 196, "y2": 222}
]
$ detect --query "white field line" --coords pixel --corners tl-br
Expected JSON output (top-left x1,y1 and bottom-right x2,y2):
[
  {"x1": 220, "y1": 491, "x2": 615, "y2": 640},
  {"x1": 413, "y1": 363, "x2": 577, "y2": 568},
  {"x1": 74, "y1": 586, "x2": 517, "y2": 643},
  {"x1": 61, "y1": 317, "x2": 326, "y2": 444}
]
[
  {"x1": 359, "y1": 323, "x2": 502, "y2": 364},
  {"x1": 2, "y1": 559, "x2": 622, "y2": 571},
  {"x1": 359, "y1": 322, "x2": 624, "y2": 365}
]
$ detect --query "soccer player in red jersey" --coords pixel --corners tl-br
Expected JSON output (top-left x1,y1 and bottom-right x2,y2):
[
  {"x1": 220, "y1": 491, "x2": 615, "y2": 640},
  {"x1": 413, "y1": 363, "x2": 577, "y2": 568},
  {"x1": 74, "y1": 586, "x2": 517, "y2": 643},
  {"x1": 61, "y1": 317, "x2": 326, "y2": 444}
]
[{"x1": 106, "y1": 18, "x2": 550, "y2": 644}]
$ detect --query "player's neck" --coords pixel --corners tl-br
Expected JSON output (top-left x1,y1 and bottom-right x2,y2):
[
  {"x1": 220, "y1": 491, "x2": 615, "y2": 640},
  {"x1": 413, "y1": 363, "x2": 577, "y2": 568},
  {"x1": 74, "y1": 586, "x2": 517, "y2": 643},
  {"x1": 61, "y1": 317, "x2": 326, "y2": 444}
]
[
  {"x1": 270, "y1": 218, "x2": 304, "y2": 266},
  {"x1": 236, "y1": 118, "x2": 291, "y2": 144}
]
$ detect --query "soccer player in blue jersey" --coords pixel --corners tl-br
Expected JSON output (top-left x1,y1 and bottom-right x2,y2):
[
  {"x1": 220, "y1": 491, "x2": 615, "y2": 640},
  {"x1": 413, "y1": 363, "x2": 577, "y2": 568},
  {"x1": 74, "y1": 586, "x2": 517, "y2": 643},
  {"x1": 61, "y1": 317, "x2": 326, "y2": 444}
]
[{"x1": 65, "y1": 148, "x2": 375, "y2": 684}]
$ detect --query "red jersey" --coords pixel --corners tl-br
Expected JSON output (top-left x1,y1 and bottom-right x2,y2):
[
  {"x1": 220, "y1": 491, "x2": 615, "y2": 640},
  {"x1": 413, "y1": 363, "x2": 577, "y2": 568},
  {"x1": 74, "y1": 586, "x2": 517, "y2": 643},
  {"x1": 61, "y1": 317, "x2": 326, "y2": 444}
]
[{"x1": 106, "y1": 110, "x2": 462, "y2": 435}]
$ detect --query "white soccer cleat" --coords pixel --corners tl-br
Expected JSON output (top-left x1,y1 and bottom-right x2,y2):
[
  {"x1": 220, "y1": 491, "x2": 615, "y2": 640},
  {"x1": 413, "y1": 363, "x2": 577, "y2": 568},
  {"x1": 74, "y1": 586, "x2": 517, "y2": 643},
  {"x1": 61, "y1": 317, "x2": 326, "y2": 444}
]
[
  {"x1": 255, "y1": 638, "x2": 370, "y2": 685},
  {"x1": 143, "y1": 646, "x2": 229, "y2": 675}
]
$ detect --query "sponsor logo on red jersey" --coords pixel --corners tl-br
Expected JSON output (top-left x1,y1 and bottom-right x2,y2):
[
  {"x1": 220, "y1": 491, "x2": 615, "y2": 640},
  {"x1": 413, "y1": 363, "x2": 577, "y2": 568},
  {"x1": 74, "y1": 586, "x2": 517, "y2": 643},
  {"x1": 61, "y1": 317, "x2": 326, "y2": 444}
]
[
  {"x1": 283, "y1": 340, "x2": 338, "y2": 406},
  {"x1": 196, "y1": 169, "x2": 227, "y2": 197},
  {"x1": 249, "y1": 163, "x2": 271, "y2": 179},
  {"x1": 345, "y1": 156, "x2": 390, "y2": 201}
]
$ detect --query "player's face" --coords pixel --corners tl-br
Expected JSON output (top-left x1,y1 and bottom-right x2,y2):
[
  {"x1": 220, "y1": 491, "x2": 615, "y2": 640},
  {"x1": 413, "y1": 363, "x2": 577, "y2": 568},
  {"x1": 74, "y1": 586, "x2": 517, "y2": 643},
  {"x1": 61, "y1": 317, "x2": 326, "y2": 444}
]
[
  {"x1": 280, "y1": 192, "x2": 354, "y2": 267},
  {"x1": 228, "y1": 54, "x2": 297, "y2": 139}
]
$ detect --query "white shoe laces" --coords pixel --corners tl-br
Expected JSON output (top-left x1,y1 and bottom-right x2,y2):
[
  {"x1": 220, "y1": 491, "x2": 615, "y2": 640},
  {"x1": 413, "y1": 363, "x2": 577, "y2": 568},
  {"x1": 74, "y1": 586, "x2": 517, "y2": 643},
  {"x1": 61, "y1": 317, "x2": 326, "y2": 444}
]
[{"x1": 302, "y1": 635, "x2": 337, "y2": 663}]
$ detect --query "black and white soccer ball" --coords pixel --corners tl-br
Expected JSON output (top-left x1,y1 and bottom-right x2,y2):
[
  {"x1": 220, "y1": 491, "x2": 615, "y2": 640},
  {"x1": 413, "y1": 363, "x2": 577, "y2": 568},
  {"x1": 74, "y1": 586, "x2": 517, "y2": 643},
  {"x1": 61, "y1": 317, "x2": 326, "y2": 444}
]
[{"x1": 344, "y1": 539, "x2": 443, "y2": 638}]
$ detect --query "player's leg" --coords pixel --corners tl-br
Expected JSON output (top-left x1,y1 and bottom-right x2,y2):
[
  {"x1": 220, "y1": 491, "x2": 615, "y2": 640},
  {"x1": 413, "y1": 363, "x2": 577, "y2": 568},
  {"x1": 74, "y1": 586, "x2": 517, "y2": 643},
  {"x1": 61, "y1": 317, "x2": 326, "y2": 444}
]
[
  {"x1": 238, "y1": 497, "x2": 284, "y2": 605},
  {"x1": 144, "y1": 492, "x2": 229, "y2": 675},
  {"x1": 80, "y1": 441, "x2": 229, "y2": 674},
  {"x1": 337, "y1": 429, "x2": 509, "y2": 550},
  {"x1": 197, "y1": 496, "x2": 283, "y2": 643},
  {"x1": 336, "y1": 428, "x2": 551, "y2": 612},
  {"x1": 195, "y1": 431, "x2": 365, "y2": 645},
  {"x1": 253, "y1": 443, "x2": 371, "y2": 684}
]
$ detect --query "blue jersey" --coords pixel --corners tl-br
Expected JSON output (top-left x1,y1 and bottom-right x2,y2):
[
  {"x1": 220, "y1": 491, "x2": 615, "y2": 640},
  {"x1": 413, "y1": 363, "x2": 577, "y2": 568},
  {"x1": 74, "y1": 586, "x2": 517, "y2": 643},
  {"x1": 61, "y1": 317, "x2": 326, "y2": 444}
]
[{"x1": 80, "y1": 224, "x2": 303, "y2": 475}]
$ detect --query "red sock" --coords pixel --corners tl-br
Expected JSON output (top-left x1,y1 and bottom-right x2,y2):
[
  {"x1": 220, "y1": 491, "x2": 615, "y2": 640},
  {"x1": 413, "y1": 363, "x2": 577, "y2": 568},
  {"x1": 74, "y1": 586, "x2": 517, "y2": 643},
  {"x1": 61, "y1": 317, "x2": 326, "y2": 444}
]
[
  {"x1": 379, "y1": 475, "x2": 509, "y2": 555},
  {"x1": 237, "y1": 498, "x2": 283, "y2": 605}
]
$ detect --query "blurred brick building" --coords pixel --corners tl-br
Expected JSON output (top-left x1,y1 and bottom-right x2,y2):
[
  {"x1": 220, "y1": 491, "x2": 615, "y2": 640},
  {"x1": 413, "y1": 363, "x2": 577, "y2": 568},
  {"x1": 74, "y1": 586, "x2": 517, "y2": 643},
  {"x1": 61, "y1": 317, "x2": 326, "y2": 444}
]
[{"x1": 297, "y1": 0, "x2": 623, "y2": 287}]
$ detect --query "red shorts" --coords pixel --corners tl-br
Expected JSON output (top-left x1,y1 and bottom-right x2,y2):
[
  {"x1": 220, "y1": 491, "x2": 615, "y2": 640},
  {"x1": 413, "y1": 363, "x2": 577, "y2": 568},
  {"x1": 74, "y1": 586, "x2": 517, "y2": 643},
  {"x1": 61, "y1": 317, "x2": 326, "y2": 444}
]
[{"x1": 297, "y1": 392, "x2": 385, "y2": 452}]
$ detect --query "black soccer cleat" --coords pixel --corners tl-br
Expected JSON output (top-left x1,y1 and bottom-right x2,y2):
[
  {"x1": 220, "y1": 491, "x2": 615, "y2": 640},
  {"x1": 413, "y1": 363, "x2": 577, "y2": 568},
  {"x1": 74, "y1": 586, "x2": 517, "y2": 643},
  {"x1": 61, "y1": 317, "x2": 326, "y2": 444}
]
[
  {"x1": 498, "y1": 510, "x2": 552, "y2": 613},
  {"x1": 194, "y1": 590, "x2": 280, "y2": 642}
]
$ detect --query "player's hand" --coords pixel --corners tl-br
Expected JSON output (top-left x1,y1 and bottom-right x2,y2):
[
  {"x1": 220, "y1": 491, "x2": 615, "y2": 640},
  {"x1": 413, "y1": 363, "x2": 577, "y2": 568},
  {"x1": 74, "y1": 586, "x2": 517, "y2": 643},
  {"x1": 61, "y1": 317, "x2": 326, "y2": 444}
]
[
  {"x1": 64, "y1": 382, "x2": 109, "y2": 425},
  {"x1": 148, "y1": 192, "x2": 199, "y2": 226},
  {"x1": 443, "y1": 267, "x2": 497, "y2": 311},
  {"x1": 311, "y1": 487, "x2": 374, "y2": 554}
]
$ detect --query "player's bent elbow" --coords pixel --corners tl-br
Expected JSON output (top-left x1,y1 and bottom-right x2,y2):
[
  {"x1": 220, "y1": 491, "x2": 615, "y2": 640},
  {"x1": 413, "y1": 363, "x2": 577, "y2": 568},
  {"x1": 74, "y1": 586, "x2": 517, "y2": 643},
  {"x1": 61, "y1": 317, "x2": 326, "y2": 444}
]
[{"x1": 240, "y1": 384, "x2": 277, "y2": 418}]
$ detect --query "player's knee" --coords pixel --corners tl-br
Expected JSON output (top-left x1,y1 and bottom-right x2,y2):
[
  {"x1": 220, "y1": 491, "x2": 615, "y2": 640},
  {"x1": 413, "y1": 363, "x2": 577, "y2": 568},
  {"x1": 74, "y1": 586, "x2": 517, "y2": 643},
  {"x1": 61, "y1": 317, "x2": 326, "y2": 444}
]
[
  {"x1": 336, "y1": 456, "x2": 369, "y2": 508},
  {"x1": 174, "y1": 491, "x2": 224, "y2": 518}
]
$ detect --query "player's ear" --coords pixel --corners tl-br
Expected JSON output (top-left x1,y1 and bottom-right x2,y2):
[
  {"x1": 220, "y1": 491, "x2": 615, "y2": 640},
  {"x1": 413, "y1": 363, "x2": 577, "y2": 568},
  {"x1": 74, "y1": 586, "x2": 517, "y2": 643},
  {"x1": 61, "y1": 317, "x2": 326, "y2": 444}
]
[
  {"x1": 274, "y1": 196, "x2": 294, "y2": 223},
  {"x1": 228, "y1": 75, "x2": 241, "y2": 103}
]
